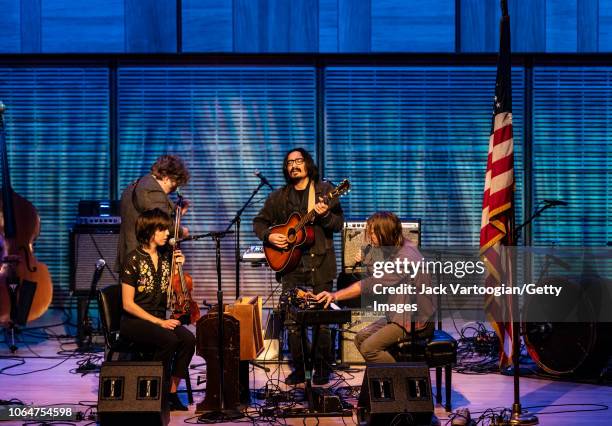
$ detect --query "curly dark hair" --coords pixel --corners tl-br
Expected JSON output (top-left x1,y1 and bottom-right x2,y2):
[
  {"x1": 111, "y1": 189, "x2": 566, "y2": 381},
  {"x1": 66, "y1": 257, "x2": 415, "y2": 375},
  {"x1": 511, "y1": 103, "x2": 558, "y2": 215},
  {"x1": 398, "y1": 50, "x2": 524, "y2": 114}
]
[
  {"x1": 282, "y1": 148, "x2": 319, "y2": 184},
  {"x1": 150, "y1": 155, "x2": 190, "y2": 187},
  {"x1": 135, "y1": 208, "x2": 172, "y2": 246}
]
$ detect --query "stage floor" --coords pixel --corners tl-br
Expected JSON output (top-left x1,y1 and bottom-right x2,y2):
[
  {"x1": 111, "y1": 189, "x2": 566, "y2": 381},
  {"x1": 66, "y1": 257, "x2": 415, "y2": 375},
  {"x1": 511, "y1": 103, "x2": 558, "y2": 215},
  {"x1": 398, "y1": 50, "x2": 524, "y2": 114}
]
[{"x1": 1, "y1": 311, "x2": 610, "y2": 425}]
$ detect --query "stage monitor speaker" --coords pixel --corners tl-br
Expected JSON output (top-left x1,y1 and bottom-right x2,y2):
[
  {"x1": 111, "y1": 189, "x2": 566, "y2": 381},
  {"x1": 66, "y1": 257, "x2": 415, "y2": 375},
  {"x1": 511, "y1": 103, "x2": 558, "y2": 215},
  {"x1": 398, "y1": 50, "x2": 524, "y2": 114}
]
[
  {"x1": 343, "y1": 219, "x2": 420, "y2": 273},
  {"x1": 70, "y1": 227, "x2": 120, "y2": 294},
  {"x1": 98, "y1": 361, "x2": 168, "y2": 426},
  {"x1": 358, "y1": 362, "x2": 433, "y2": 426}
]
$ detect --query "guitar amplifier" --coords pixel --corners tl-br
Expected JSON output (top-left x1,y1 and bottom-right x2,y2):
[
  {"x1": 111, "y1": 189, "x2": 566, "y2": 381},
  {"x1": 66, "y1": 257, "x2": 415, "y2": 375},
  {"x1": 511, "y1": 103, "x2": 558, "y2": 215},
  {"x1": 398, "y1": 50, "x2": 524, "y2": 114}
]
[
  {"x1": 70, "y1": 226, "x2": 120, "y2": 294},
  {"x1": 340, "y1": 310, "x2": 386, "y2": 364},
  {"x1": 342, "y1": 219, "x2": 421, "y2": 273}
]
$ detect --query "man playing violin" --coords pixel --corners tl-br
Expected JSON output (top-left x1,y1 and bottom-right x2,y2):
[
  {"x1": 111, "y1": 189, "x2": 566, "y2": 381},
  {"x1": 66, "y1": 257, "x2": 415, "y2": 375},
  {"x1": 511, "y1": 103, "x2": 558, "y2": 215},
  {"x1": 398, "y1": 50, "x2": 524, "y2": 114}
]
[
  {"x1": 253, "y1": 148, "x2": 344, "y2": 385},
  {"x1": 117, "y1": 155, "x2": 190, "y2": 271},
  {"x1": 120, "y1": 208, "x2": 195, "y2": 411}
]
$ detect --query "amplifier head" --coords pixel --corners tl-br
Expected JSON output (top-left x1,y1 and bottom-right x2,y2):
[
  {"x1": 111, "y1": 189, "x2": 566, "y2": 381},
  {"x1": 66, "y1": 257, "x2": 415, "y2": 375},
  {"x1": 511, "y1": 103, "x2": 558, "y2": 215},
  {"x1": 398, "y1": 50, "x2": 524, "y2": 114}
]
[{"x1": 342, "y1": 219, "x2": 420, "y2": 272}]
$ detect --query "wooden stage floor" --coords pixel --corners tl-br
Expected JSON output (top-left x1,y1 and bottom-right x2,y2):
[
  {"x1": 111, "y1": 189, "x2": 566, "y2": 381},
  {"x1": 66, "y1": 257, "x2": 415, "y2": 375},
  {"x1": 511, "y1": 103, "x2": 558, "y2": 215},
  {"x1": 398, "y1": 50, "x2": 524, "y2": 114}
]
[{"x1": 0, "y1": 311, "x2": 610, "y2": 425}]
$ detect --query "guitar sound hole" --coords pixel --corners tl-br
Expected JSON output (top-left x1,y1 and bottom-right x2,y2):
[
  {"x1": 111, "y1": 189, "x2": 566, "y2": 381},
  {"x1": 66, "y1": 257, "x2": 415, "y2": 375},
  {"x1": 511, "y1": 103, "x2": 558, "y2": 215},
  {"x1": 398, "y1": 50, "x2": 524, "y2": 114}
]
[{"x1": 287, "y1": 229, "x2": 297, "y2": 244}]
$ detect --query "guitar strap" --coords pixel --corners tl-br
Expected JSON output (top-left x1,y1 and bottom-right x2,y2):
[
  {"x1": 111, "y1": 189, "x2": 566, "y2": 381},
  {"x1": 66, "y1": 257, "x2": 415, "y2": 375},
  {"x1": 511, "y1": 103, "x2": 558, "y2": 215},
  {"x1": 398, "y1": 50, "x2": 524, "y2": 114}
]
[{"x1": 307, "y1": 180, "x2": 315, "y2": 218}]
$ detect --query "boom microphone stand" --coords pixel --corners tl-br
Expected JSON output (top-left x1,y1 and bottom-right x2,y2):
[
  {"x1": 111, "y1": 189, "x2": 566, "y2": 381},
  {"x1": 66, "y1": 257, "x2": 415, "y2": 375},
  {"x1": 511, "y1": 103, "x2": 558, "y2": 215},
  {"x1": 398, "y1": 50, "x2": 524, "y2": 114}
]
[
  {"x1": 499, "y1": 199, "x2": 567, "y2": 425},
  {"x1": 188, "y1": 230, "x2": 243, "y2": 422},
  {"x1": 226, "y1": 178, "x2": 269, "y2": 298},
  {"x1": 78, "y1": 258, "x2": 106, "y2": 352}
]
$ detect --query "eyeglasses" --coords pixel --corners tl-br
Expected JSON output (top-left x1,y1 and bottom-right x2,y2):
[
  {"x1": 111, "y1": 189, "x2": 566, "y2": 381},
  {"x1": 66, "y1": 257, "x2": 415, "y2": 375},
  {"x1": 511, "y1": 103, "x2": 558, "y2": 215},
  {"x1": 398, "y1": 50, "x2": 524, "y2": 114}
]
[{"x1": 286, "y1": 158, "x2": 305, "y2": 167}]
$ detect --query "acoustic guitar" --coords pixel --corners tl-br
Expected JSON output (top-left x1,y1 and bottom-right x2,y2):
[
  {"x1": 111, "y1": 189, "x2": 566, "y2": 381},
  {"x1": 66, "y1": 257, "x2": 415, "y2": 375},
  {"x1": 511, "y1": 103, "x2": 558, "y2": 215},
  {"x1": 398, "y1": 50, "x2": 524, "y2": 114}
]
[{"x1": 264, "y1": 179, "x2": 350, "y2": 273}]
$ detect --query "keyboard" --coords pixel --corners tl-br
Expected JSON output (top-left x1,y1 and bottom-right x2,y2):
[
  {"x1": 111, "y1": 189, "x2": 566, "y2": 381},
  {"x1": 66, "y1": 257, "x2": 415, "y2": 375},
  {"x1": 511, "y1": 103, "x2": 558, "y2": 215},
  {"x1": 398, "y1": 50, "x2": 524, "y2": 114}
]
[{"x1": 287, "y1": 306, "x2": 352, "y2": 325}]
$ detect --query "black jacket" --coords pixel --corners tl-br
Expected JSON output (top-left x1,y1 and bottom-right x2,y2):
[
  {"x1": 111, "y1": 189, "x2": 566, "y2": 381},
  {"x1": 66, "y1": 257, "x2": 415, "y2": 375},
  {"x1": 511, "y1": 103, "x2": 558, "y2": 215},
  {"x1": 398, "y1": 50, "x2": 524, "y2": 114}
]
[
  {"x1": 116, "y1": 174, "x2": 175, "y2": 271},
  {"x1": 253, "y1": 180, "x2": 344, "y2": 285}
]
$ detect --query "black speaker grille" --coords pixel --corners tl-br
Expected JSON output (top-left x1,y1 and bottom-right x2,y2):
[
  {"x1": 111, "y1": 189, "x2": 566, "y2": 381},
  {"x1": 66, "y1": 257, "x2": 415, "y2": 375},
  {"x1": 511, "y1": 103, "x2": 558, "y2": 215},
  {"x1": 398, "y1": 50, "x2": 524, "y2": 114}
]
[{"x1": 71, "y1": 229, "x2": 119, "y2": 294}]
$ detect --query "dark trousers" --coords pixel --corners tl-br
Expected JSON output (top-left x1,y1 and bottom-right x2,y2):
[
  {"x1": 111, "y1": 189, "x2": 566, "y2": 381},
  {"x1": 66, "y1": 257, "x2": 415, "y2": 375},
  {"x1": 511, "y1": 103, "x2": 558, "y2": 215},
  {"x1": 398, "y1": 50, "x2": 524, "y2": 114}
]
[
  {"x1": 120, "y1": 316, "x2": 195, "y2": 380},
  {"x1": 282, "y1": 277, "x2": 333, "y2": 373}
]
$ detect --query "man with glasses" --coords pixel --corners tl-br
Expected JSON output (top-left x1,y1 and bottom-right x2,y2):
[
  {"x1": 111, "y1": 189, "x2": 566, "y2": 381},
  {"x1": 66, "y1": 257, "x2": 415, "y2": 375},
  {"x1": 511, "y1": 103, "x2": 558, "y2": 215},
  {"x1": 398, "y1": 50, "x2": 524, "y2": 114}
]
[
  {"x1": 117, "y1": 155, "x2": 191, "y2": 270},
  {"x1": 253, "y1": 148, "x2": 344, "y2": 385}
]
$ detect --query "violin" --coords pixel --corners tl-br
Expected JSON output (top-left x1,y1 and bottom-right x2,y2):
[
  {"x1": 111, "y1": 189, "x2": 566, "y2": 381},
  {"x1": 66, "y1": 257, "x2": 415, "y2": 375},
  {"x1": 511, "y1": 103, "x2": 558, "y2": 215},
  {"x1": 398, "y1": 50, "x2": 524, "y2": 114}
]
[
  {"x1": 0, "y1": 102, "x2": 53, "y2": 327},
  {"x1": 169, "y1": 192, "x2": 200, "y2": 325}
]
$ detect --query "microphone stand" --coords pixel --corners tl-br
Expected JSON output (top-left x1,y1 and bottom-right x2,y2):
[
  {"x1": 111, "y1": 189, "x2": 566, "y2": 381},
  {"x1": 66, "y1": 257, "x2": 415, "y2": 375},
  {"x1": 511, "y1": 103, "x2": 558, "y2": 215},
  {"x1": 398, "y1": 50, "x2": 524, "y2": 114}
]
[
  {"x1": 223, "y1": 181, "x2": 271, "y2": 390},
  {"x1": 225, "y1": 180, "x2": 267, "y2": 297},
  {"x1": 195, "y1": 230, "x2": 244, "y2": 422},
  {"x1": 513, "y1": 202, "x2": 556, "y2": 244}
]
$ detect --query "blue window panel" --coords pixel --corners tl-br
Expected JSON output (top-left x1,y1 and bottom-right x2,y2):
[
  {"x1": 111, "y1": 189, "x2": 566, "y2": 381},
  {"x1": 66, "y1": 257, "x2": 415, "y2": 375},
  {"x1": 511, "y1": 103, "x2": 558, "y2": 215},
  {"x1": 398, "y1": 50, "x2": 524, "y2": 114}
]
[
  {"x1": 532, "y1": 67, "x2": 612, "y2": 246},
  {"x1": 183, "y1": 0, "x2": 233, "y2": 52},
  {"x1": 265, "y1": 0, "x2": 291, "y2": 51},
  {"x1": 577, "y1": 0, "x2": 598, "y2": 52},
  {"x1": 599, "y1": 0, "x2": 612, "y2": 51},
  {"x1": 338, "y1": 0, "x2": 371, "y2": 52},
  {"x1": 319, "y1": 0, "x2": 338, "y2": 52},
  {"x1": 21, "y1": 0, "x2": 42, "y2": 53},
  {"x1": 0, "y1": 0, "x2": 21, "y2": 53},
  {"x1": 289, "y1": 0, "x2": 318, "y2": 52},
  {"x1": 117, "y1": 67, "x2": 316, "y2": 303},
  {"x1": 125, "y1": 0, "x2": 177, "y2": 53},
  {"x1": 460, "y1": 0, "x2": 500, "y2": 53},
  {"x1": 0, "y1": 68, "x2": 110, "y2": 306},
  {"x1": 324, "y1": 67, "x2": 525, "y2": 246},
  {"x1": 508, "y1": 0, "x2": 546, "y2": 52},
  {"x1": 546, "y1": 0, "x2": 578, "y2": 52},
  {"x1": 41, "y1": 0, "x2": 124, "y2": 53},
  {"x1": 234, "y1": 0, "x2": 263, "y2": 52},
  {"x1": 371, "y1": 0, "x2": 454, "y2": 52}
]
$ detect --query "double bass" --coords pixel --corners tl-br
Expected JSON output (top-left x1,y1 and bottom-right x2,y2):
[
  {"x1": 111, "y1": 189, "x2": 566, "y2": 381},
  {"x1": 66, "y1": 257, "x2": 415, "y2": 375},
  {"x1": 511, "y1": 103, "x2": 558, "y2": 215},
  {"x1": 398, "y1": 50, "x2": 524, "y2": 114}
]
[
  {"x1": 169, "y1": 192, "x2": 200, "y2": 325},
  {"x1": 0, "y1": 102, "x2": 53, "y2": 333}
]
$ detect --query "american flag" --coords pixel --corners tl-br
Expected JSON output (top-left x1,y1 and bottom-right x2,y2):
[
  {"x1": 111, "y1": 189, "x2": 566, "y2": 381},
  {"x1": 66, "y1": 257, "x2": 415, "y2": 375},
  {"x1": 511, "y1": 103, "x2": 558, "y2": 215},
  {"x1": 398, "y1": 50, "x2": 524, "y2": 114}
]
[{"x1": 479, "y1": 10, "x2": 515, "y2": 369}]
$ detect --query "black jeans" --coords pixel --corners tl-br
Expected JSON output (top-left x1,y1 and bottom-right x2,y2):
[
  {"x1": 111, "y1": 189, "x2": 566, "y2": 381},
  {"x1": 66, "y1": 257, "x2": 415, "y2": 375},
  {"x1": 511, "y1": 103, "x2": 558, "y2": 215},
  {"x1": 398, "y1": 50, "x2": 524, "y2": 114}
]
[
  {"x1": 282, "y1": 274, "x2": 333, "y2": 373},
  {"x1": 120, "y1": 316, "x2": 195, "y2": 380}
]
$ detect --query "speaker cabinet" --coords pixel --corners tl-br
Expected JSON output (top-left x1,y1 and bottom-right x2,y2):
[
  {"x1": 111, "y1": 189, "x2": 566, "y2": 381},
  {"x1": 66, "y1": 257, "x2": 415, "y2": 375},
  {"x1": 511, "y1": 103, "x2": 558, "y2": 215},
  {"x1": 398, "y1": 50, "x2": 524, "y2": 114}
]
[
  {"x1": 340, "y1": 310, "x2": 386, "y2": 364},
  {"x1": 358, "y1": 362, "x2": 433, "y2": 426},
  {"x1": 342, "y1": 220, "x2": 420, "y2": 273},
  {"x1": 98, "y1": 361, "x2": 168, "y2": 426},
  {"x1": 70, "y1": 227, "x2": 120, "y2": 294}
]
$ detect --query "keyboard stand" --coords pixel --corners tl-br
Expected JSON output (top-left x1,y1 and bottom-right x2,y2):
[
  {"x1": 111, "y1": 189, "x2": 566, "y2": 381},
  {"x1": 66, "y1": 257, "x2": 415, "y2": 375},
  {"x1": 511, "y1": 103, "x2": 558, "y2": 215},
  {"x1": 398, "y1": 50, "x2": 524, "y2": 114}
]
[{"x1": 280, "y1": 320, "x2": 352, "y2": 418}]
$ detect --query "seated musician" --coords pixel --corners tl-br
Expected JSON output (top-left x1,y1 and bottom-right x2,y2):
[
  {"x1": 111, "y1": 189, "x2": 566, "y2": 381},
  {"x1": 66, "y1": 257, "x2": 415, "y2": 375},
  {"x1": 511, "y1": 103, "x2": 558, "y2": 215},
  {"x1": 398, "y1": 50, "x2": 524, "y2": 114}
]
[
  {"x1": 120, "y1": 208, "x2": 196, "y2": 411},
  {"x1": 315, "y1": 211, "x2": 434, "y2": 363}
]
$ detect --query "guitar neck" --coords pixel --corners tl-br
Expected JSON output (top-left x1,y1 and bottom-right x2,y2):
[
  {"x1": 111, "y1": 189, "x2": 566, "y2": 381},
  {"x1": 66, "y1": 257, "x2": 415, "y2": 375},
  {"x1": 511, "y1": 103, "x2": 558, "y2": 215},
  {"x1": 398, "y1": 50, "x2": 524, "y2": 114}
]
[{"x1": 294, "y1": 194, "x2": 330, "y2": 232}]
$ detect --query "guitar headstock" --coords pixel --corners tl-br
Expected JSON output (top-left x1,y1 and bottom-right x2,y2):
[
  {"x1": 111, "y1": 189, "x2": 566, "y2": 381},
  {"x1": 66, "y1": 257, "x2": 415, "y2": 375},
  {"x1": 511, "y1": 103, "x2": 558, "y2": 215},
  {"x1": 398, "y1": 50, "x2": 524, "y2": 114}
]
[{"x1": 330, "y1": 179, "x2": 351, "y2": 199}]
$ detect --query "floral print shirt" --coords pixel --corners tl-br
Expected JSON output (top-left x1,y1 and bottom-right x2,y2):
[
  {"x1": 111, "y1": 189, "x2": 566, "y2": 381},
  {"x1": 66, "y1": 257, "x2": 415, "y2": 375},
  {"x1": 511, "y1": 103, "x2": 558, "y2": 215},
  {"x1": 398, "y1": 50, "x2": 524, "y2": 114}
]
[{"x1": 121, "y1": 247, "x2": 171, "y2": 318}]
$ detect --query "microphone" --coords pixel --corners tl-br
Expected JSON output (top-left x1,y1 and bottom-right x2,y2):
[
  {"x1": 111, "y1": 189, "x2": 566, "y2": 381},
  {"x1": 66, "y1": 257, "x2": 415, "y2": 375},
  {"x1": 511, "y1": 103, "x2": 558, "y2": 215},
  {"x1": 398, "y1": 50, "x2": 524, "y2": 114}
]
[
  {"x1": 169, "y1": 235, "x2": 206, "y2": 245},
  {"x1": 93, "y1": 259, "x2": 106, "y2": 281},
  {"x1": 88, "y1": 259, "x2": 106, "y2": 300},
  {"x1": 352, "y1": 244, "x2": 372, "y2": 272},
  {"x1": 543, "y1": 199, "x2": 568, "y2": 206},
  {"x1": 254, "y1": 170, "x2": 273, "y2": 189}
]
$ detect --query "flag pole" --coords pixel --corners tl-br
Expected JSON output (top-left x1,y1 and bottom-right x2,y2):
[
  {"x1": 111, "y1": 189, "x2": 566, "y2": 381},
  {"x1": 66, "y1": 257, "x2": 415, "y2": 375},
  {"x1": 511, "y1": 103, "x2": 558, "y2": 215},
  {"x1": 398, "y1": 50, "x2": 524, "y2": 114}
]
[{"x1": 499, "y1": 1, "x2": 538, "y2": 424}]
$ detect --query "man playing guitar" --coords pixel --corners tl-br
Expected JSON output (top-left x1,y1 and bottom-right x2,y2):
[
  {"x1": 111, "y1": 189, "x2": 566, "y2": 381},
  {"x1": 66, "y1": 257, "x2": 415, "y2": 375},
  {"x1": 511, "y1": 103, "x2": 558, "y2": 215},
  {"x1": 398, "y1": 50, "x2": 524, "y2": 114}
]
[{"x1": 253, "y1": 148, "x2": 344, "y2": 385}]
